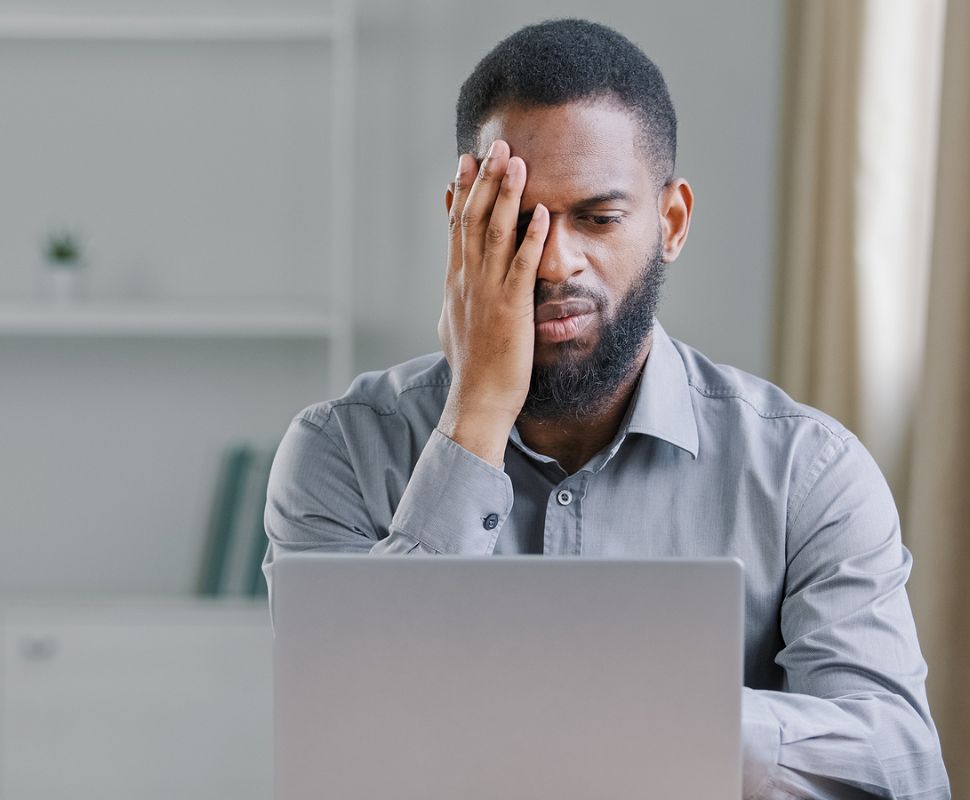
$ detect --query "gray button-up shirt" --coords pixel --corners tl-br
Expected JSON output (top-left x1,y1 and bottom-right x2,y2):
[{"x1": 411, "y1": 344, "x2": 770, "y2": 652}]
[{"x1": 263, "y1": 321, "x2": 949, "y2": 799}]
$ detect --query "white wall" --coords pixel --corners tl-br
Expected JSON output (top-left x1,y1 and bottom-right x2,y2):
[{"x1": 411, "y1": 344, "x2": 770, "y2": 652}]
[{"x1": 0, "y1": 0, "x2": 784, "y2": 596}]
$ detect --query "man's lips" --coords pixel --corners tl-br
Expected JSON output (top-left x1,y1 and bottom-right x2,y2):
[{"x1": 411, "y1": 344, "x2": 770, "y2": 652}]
[
  {"x1": 534, "y1": 299, "x2": 597, "y2": 323},
  {"x1": 534, "y1": 300, "x2": 598, "y2": 343}
]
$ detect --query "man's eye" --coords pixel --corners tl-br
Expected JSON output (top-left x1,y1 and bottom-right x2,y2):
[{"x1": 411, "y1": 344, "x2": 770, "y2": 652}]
[{"x1": 586, "y1": 215, "x2": 623, "y2": 225}]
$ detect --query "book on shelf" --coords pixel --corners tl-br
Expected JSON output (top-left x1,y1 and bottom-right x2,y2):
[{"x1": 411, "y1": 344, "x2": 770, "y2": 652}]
[{"x1": 199, "y1": 444, "x2": 274, "y2": 597}]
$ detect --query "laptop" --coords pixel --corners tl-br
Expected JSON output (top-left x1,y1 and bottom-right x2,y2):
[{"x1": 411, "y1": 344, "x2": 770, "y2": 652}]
[{"x1": 272, "y1": 554, "x2": 743, "y2": 799}]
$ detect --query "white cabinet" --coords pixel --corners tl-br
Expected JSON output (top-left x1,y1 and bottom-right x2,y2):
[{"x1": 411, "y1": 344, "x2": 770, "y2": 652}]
[{"x1": 0, "y1": 600, "x2": 273, "y2": 800}]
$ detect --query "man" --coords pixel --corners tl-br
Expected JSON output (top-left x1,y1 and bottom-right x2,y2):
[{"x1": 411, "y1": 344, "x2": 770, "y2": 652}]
[{"x1": 263, "y1": 19, "x2": 950, "y2": 799}]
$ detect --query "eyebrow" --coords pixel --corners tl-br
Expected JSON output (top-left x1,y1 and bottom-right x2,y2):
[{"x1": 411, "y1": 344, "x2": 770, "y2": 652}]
[
  {"x1": 516, "y1": 190, "x2": 631, "y2": 225},
  {"x1": 575, "y1": 190, "x2": 631, "y2": 206}
]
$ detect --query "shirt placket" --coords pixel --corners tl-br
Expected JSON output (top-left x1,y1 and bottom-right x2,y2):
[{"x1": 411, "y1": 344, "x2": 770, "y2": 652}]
[{"x1": 542, "y1": 471, "x2": 590, "y2": 555}]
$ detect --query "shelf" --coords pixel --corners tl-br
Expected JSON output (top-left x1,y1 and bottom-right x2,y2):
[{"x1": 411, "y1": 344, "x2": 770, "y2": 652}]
[
  {"x1": 1, "y1": 595, "x2": 271, "y2": 615},
  {"x1": 0, "y1": 13, "x2": 338, "y2": 41},
  {"x1": 0, "y1": 301, "x2": 336, "y2": 339}
]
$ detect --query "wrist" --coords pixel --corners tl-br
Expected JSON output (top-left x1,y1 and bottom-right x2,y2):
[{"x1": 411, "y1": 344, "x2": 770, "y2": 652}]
[{"x1": 438, "y1": 393, "x2": 517, "y2": 468}]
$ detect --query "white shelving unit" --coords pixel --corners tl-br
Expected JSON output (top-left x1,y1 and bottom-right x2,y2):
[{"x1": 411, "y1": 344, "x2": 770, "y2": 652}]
[
  {"x1": 0, "y1": 3, "x2": 358, "y2": 600},
  {"x1": 0, "y1": 13, "x2": 338, "y2": 40},
  {"x1": 0, "y1": 2, "x2": 356, "y2": 390},
  {"x1": 0, "y1": 301, "x2": 336, "y2": 338}
]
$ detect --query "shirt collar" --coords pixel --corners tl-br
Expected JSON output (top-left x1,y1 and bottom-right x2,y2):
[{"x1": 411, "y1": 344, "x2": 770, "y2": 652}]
[{"x1": 625, "y1": 319, "x2": 699, "y2": 458}]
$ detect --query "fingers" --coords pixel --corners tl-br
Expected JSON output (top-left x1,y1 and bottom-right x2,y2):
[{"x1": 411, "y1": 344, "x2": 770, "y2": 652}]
[
  {"x1": 482, "y1": 155, "x2": 526, "y2": 276},
  {"x1": 449, "y1": 154, "x2": 475, "y2": 237},
  {"x1": 446, "y1": 153, "x2": 475, "y2": 276},
  {"x1": 447, "y1": 139, "x2": 533, "y2": 285},
  {"x1": 506, "y1": 203, "x2": 549, "y2": 293},
  {"x1": 459, "y1": 140, "x2": 510, "y2": 271}
]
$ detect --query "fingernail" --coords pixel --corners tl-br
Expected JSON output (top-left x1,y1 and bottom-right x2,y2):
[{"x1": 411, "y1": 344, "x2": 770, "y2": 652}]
[
  {"x1": 487, "y1": 141, "x2": 497, "y2": 158},
  {"x1": 456, "y1": 155, "x2": 465, "y2": 178}
]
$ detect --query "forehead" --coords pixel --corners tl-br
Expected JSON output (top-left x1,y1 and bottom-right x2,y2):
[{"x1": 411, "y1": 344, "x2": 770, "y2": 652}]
[{"x1": 476, "y1": 100, "x2": 651, "y2": 203}]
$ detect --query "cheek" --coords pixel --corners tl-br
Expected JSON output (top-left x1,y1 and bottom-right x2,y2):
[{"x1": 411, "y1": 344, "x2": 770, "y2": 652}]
[{"x1": 583, "y1": 227, "x2": 653, "y2": 283}]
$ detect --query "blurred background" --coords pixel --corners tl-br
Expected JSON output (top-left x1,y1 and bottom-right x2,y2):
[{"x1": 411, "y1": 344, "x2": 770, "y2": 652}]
[{"x1": 0, "y1": 0, "x2": 966, "y2": 797}]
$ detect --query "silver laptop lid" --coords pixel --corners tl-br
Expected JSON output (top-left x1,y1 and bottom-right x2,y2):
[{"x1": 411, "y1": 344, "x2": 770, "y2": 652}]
[{"x1": 273, "y1": 555, "x2": 743, "y2": 800}]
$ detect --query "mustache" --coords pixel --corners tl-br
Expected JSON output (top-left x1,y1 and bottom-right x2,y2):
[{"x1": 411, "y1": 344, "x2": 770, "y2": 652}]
[{"x1": 533, "y1": 281, "x2": 607, "y2": 309}]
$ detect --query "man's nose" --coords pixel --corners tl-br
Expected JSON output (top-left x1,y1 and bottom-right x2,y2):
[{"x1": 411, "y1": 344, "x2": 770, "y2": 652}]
[{"x1": 536, "y1": 216, "x2": 585, "y2": 284}]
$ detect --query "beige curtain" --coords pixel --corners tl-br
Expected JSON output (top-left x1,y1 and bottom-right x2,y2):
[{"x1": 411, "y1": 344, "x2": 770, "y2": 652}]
[
  {"x1": 776, "y1": 0, "x2": 968, "y2": 793},
  {"x1": 906, "y1": 0, "x2": 970, "y2": 795},
  {"x1": 775, "y1": 0, "x2": 866, "y2": 434},
  {"x1": 776, "y1": 0, "x2": 945, "y2": 498}
]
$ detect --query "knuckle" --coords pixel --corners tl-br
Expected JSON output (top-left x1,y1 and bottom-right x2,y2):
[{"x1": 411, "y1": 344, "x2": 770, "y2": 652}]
[
  {"x1": 505, "y1": 271, "x2": 521, "y2": 291},
  {"x1": 484, "y1": 224, "x2": 506, "y2": 245},
  {"x1": 509, "y1": 252, "x2": 530, "y2": 272},
  {"x1": 448, "y1": 213, "x2": 461, "y2": 234},
  {"x1": 460, "y1": 211, "x2": 478, "y2": 230}
]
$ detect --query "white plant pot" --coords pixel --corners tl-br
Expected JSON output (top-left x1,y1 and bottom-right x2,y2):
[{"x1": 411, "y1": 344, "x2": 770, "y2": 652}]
[{"x1": 45, "y1": 266, "x2": 84, "y2": 302}]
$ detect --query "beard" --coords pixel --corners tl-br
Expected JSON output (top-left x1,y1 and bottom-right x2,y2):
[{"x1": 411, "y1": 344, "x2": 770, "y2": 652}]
[{"x1": 520, "y1": 244, "x2": 666, "y2": 422}]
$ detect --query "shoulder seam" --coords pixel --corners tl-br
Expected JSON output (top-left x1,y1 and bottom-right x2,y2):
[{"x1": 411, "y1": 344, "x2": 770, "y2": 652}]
[
  {"x1": 786, "y1": 433, "x2": 855, "y2": 553},
  {"x1": 686, "y1": 379, "x2": 849, "y2": 440},
  {"x1": 295, "y1": 409, "x2": 332, "y2": 434},
  {"x1": 328, "y1": 379, "x2": 451, "y2": 417},
  {"x1": 400, "y1": 377, "x2": 452, "y2": 394},
  {"x1": 298, "y1": 379, "x2": 451, "y2": 423},
  {"x1": 294, "y1": 409, "x2": 358, "y2": 477}
]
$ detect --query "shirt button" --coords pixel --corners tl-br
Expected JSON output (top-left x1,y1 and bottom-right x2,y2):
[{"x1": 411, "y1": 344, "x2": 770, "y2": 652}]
[
  {"x1": 556, "y1": 489, "x2": 573, "y2": 506},
  {"x1": 483, "y1": 513, "x2": 499, "y2": 530}
]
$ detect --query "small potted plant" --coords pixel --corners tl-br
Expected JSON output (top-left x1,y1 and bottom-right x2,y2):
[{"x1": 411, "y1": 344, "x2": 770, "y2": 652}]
[{"x1": 42, "y1": 229, "x2": 85, "y2": 301}]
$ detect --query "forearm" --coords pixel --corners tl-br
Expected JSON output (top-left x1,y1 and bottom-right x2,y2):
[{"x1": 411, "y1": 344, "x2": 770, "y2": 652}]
[
  {"x1": 743, "y1": 687, "x2": 949, "y2": 799},
  {"x1": 754, "y1": 436, "x2": 951, "y2": 799}
]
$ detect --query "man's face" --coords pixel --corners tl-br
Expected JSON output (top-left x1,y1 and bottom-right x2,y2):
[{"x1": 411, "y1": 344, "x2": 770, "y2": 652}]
[{"x1": 476, "y1": 100, "x2": 669, "y2": 420}]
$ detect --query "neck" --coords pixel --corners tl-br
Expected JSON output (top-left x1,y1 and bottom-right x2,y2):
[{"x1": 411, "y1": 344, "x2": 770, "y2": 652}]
[{"x1": 516, "y1": 334, "x2": 652, "y2": 475}]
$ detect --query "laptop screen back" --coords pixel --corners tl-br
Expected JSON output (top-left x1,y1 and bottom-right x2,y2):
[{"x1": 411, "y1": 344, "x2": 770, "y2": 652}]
[{"x1": 273, "y1": 555, "x2": 743, "y2": 800}]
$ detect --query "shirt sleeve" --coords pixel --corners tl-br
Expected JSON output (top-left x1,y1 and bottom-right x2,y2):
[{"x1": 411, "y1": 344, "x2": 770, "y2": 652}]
[
  {"x1": 372, "y1": 427, "x2": 513, "y2": 555},
  {"x1": 741, "y1": 433, "x2": 950, "y2": 799},
  {"x1": 263, "y1": 416, "x2": 513, "y2": 597}
]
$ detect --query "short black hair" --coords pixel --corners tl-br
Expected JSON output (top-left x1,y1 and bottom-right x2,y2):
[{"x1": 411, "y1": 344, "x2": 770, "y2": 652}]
[{"x1": 456, "y1": 18, "x2": 677, "y2": 185}]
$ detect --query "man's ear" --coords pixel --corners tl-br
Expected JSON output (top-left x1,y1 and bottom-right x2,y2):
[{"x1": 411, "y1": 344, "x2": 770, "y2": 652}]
[
  {"x1": 445, "y1": 182, "x2": 455, "y2": 215},
  {"x1": 659, "y1": 178, "x2": 694, "y2": 263}
]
